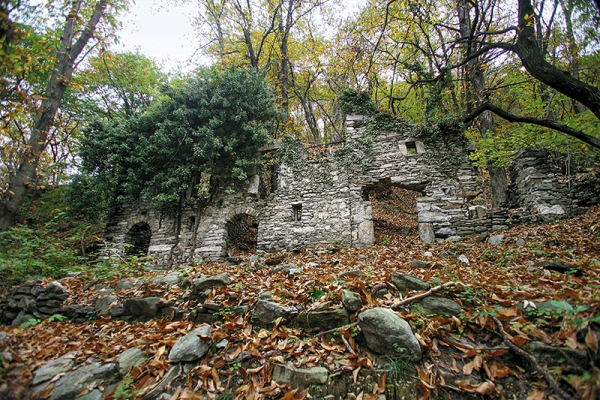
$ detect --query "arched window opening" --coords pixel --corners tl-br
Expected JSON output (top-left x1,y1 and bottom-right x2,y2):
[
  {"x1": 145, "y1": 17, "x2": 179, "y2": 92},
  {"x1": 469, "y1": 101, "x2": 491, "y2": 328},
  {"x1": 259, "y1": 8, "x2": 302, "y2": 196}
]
[
  {"x1": 124, "y1": 222, "x2": 152, "y2": 257},
  {"x1": 226, "y1": 214, "x2": 258, "y2": 256}
]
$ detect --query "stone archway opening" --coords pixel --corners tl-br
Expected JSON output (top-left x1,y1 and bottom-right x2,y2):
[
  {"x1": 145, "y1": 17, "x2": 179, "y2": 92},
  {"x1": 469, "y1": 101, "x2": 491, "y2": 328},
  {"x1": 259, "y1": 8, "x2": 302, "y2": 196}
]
[
  {"x1": 124, "y1": 222, "x2": 152, "y2": 257},
  {"x1": 363, "y1": 180, "x2": 423, "y2": 243},
  {"x1": 225, "y1": 214, "x2": 258, "y2": 256}
]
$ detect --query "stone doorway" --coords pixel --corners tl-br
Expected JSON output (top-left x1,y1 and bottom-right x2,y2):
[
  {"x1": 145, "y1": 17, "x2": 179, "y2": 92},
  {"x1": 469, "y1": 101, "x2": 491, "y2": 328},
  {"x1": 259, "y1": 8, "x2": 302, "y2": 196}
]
[
  {"x1": 225, "y1": 214, "x2": 258, "y2": 256},
  {"x1": 365, "y1": 186, "x2": 420, "y2": 243},
  {"x1": 124, "y1": 222, "x2": 152, "y2": 257}
]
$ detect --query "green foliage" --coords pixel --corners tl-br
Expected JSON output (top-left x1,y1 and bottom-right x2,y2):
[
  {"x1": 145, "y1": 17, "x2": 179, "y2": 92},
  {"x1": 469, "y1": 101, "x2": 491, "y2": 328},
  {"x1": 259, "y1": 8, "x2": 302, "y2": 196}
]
[
  {"x1": 19, "y1": 318, "x2": 41, "y2": 329},
  {"x1": 339, "y1": 89, "x2": 378, "y2": 115},
  {"x1": 114, "y1": 374, "x2": 141, "y2": 400},
  {"x1": 308, "y1": 287, "x2": 326, "y2": 302},
  {"x1": 0, "y1": 215, "x2": 85, "y2": 286},
  {"x1": 71, "y1": 67, "x2": 279, "y2": 217},
  {"x1": 48, "y1": 314, "x2": 67, "y2": 323}
]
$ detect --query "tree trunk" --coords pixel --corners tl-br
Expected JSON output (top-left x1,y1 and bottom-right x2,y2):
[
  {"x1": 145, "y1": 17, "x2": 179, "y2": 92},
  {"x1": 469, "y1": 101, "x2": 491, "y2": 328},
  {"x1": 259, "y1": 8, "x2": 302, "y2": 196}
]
[
  {"x1": 0, "y1": 0, "x2": 108, "y2": 231},
  {"x1": 515, "y1": 0, "x2": 600, "y2": 119},
  {"x1": 457, "y1": 0, "x2": 507, "y2": 208}
]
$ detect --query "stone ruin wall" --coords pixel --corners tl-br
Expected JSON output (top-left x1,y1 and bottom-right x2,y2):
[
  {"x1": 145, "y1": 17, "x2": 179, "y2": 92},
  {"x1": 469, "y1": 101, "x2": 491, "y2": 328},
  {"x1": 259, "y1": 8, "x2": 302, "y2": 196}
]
[{"x1": 102, "y1": 116, "x2": 592, "y2": 268}]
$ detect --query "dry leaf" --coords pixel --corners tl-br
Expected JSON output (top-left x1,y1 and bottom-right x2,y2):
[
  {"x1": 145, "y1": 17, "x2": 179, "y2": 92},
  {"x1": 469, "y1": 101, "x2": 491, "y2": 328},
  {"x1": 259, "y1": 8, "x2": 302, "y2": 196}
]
[{"x1": 585, "y1": 328, "x2": 598, "y2": 354}]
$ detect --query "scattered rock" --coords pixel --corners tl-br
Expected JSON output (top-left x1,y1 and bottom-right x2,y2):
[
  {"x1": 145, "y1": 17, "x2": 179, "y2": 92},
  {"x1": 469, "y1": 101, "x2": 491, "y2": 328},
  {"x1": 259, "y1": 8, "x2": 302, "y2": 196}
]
[
  {"x1": 118, "y1": 347, "x2": 146, "y2": 376},
  {"x1": 457, "y1": 254, "x2": 470, "y2": 264},
  {"x1": 477, "y1": 231, "x2": 489, "y2": 243},
  {"x1": 150, "y1": 272, "x2": 182, "y2": 286},
  {"x1": 252, "y1": 299, "x2": 298, "y2": 328},
  {"x1": 341, "y1": 290, "x2": 363, "y2": 312},
  {"x1": 423, "y1": 251, "x2": 433, "y2": 258},
  {"x1": 447, "y1": 235, "x2": 462, "y2": 242},
  {"x1": 168, "y1": 326, "x2": 211, "y2": 362},
  {"x1": 32, "y1": 353, "x2": 74, "y2": 385},
  {"x1": 95, "y1": 295, "x2": 119, "y2": 318},
  {"x1": 516, "y1": 238, "x2": 526, "y2": 246},
  {"x1": 191, "y1": 273, "x2": 231, "y2": 294},
  {"x1": 271, "y1": 264, "x2": 297, "y2": 273},
  {"x1": 272, "y1": 365, "x2": 328, "y2": 387},
  {"x1": 116, "y1": 278, "x2": 138, "y2": 290},
  {"x1": 123, "y1": 297, "x2": 160, "y2": 317},
  {"x1": 411, "y1": 260, "x2": 432, "y2": 269},
  {"x1": 533, "y1": 261, "x2": 583, "y2": 276},
  {"x1": 259, "y1": 291, "x2": 273, "y2": 300},
  {"x1": 488, "y1": 234, "x2": 505, "y2": 246},
  {"x1": 418, "y1": 223, "x2": 435, "y2": 243},
  {"x1": 358, "y1": 307, "x2": 421, "y2": 361},
  {"x1": 413, "y1": 296, "x2": 462, "y2": 317},
  {"x1": 297, "y1": 308, "x2": 350, "y2": 332},
  {"x1": 390, "y1": 272, "x2": 430, "y2": 292},
  {"x1": 48, "y1": 362, "x2": 117, "y2": 400},
  {"x1": 77, "y1": 389, "x2": 103, "y2": 400}
]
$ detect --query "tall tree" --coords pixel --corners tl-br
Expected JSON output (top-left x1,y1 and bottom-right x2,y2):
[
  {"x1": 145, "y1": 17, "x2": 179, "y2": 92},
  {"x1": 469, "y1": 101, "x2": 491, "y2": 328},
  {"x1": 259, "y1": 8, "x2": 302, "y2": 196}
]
[{"x1": 0, "y1": 0, "x2": 129, "y2": 231}]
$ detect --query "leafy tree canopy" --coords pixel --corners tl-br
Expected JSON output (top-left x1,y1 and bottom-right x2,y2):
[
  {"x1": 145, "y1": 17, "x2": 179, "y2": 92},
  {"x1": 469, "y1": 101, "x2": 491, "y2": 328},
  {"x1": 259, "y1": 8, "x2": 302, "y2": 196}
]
[{"x1": 69, "y1": 67, "x2": 280, "y2": 218}]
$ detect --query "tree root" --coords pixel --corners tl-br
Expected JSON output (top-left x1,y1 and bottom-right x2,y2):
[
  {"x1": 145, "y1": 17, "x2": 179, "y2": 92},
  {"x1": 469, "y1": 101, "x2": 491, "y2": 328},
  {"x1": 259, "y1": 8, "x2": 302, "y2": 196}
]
[{"x1": 492, "y1": 317, "x2": 575, "y2": 400}]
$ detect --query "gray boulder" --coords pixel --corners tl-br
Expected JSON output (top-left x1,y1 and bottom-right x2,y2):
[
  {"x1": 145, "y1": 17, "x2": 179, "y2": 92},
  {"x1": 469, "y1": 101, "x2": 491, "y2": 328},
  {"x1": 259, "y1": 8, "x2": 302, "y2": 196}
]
[
  {"x1": 123, "y1": 297, "x2": 160, "y2": 317},
  {"x1": 413, "y1": 296, "x2": 462, "y2": 317},
  {"x1": 391, "y1": 273, "x2": 430, "y2": 292},
  {"x1": 118, "y1": 347, "x2": 146, "y2": 376},
  {"x1": 488, "y1": 234, "x2": 505, "y2": 246},
  {"x1": 272, "y1": 365, "x2": 328, "y2": 387},
  {"x1": 418, "y1": 223, "x2": 435, "y2": 242},
  {"x1": 252, "y1": 299, "x2": 298, "y2": 328},
  {"x1": 116, "y1": 278, "x2": 138, "y2": 290},
  {"x1": 168, "y1": 326, "x2": 211, "y2": 362},
  {"x1": 32, "y1": 353, "x2": 74, "y2": 385},
  {"x1": 95, "y1": 295, "x2": 119, "y2": 318},
  {"x1": 358, "y1": 307, "x2": 421, "y2": 361},
  {"x1": 341, "y1": 290, "x2": 363, "y2": 312},
  {"x1": 297, "y1": 308, "x2": 349, "y2": 332},
  {"x1": 411, "y1": 260, "x2": 433, "y2": 269},
  {"x1": 191, "y1": 273, "x2": 231, "y2": 293},
  {"x1": 48, "y1": 362, "x2": 117, "y2": 400},
  {"x1": 76, "y1": 389, "x2": 103, "y2": 400},
  {"x1": 150, "y1": 272, "x2": 182, "y2": 286}
]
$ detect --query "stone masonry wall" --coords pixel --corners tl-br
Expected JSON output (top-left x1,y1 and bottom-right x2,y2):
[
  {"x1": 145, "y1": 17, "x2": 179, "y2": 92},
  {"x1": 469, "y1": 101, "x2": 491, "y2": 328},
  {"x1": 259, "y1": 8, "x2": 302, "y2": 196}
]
[{"x1": 102, "y1": 117, "x2": 587, "y2": 268}]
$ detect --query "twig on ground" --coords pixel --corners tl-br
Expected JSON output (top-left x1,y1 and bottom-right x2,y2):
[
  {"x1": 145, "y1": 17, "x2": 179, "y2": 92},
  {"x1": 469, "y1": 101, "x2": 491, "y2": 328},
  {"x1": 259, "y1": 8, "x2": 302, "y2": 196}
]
[
  {"x1": 317, "y1": 281, "x2": 463, "y2": 338},
  {"x1": 492, "y1": 317, "x2": 575, "y2": 400},
  {"x1": 394, "y1": 281, "x2": 463, "y2": 308}
]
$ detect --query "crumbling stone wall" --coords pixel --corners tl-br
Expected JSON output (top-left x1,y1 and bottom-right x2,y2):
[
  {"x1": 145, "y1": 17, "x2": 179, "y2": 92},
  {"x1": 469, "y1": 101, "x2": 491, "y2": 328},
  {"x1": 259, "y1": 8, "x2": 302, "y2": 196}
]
[
  {"x1": 102, "y1": 117, "x2": 590, "y2": 268},
  {"x1": 507, "y1": 147, "x2": 586, "y2": 223}
]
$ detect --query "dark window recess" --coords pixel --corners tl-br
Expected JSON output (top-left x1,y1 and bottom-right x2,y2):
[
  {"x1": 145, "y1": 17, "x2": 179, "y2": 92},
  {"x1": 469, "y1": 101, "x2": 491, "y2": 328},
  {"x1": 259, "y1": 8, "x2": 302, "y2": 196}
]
[
  {"x1": 406, "y1": 141, "x2": 417, "y2": 155},
  {"x1": 124, "y1": 222, "x2": 152, "y2": 257},
  {"x1": 188, "y1": 216, "x2": 196, "y2": 230},
  {"x1": 292, "y1": 204, "x2": 302, "y2": 221}
]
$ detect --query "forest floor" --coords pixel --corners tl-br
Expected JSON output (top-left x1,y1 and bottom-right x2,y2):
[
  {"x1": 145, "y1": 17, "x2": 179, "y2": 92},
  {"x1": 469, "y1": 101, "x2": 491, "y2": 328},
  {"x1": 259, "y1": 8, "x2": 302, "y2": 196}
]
[{"x1": 0, "y1": 189, "x2": 599, "y2": 400}]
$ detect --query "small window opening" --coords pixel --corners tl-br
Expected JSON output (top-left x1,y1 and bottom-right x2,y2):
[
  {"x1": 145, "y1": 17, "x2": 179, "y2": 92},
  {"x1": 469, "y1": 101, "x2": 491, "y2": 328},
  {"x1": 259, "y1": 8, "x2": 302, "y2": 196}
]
[
  {"x1": 406, "y1": 141, "x2": 417, "y2": 155},
  {"x1": 188, "y1": 216, "x2": 196, "y2": 231},
  {"x1": 292, "y1": 204, "x2": 302, "y2": 221}
]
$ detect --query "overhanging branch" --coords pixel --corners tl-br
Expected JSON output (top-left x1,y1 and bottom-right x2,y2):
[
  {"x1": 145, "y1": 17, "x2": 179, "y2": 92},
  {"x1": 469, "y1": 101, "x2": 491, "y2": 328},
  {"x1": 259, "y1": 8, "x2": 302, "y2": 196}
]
[{"x1": 463, "y1": 102, "x2": 600, "y2": 149}]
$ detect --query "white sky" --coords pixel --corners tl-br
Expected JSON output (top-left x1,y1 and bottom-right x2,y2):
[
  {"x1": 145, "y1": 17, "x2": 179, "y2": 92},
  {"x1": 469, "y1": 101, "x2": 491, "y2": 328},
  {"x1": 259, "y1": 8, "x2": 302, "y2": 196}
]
[
  {"x1": 115, "y1": 1, "x2": 203, "y2": 71},
  {"x1": 115, "y1": 0, "x2": 365, "y2": 72}
]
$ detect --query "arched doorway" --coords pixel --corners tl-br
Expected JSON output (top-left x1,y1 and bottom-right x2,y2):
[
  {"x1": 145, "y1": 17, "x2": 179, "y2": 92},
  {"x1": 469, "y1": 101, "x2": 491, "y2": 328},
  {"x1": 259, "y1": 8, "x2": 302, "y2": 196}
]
[
  {"x1": 225, "y1": 214, "x2": 258, "y2": 256},
  {"x1": 124, "y1": 222, "x2": 152, "y2": 257}
]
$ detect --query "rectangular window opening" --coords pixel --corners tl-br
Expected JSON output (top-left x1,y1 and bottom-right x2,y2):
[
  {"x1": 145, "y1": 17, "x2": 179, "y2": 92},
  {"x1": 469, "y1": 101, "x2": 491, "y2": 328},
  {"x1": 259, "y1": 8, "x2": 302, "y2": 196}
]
[
  {"x1": 406, "y1": 141, "x2": 418, "y2": 155},
  {"x1": 292, "y1": 204, "x2": 302, "y2": 221},
  {"x1": 188, "y1": 216, "x2": 196, "y2": 230}
]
